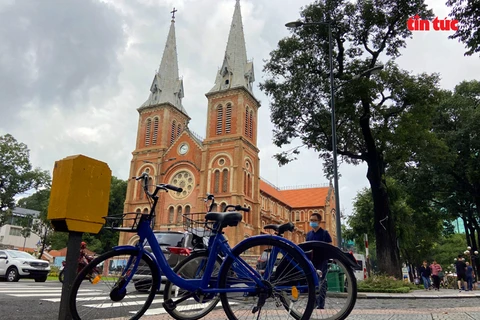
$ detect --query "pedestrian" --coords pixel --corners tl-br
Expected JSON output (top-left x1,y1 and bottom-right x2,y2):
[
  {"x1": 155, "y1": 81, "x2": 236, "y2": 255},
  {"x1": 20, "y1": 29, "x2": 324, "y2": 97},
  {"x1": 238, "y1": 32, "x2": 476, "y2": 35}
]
[
  {"x1": 430, "y1": 260, "x2": 442, "y2": 291},
  {"x1": 418, "y1": 260, "x2": 432, "y2": 290},
  {"x1": 306, "y1": 212, "x2": 332, "y2": 309},
  {"x1": 455, "y1": 254, "x2": 467, "y2": 292},
  {"x1": 466, "y1": 261, "x2": 474, "y2": 291}
]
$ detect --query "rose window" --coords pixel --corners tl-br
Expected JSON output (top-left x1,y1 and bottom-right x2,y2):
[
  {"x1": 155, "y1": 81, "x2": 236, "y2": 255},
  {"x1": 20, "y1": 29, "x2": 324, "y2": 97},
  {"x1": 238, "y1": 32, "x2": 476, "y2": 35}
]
[{"x1": 170, "y1": 171, "x2": 195, "y2": 199}]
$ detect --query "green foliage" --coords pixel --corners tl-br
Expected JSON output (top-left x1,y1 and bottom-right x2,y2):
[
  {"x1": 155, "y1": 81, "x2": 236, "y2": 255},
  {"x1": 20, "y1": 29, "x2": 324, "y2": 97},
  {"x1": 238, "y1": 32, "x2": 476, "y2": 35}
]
[
  {"x1": 446, "y1": 0, "x2": 480, "y2": 56},
  {"x1": 17, "y1": 188, "x2": 53, "y2": 256},
  {"x1": 349, "y1": 178, "x2": 444, "y2": 269},
  {"x1": 430, "y1": 233, "x2": 467, "y2": 271},
  {"x1": 0, "y1": 134, "x2": 50, "y2": 226},
  {"x1": 260, "y1": 0, "x2": 441, "y2": 276},
  {"x1": 357, "y1": 274, "x2": 416, "y2": 293},
  {"x1": 49, "y1": 232, "x2": 68, "y2": 250}
]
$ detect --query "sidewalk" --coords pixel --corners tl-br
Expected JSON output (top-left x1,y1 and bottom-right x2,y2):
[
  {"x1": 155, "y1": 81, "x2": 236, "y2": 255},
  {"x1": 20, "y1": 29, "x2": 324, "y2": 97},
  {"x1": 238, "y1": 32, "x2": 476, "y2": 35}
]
[{"x1": 359, "y1": 288, "x2": 480, "y2": 299}]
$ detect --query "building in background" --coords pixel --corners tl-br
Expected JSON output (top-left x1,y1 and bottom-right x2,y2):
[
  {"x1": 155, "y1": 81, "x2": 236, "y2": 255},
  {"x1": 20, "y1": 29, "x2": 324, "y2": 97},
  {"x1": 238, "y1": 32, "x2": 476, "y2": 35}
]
[
  {"x1": 0, "y1": 207, "x2": 41, "y2": 251},
  {"x1": 120, "y1": 0, "x2": 337, "y2": 248}
]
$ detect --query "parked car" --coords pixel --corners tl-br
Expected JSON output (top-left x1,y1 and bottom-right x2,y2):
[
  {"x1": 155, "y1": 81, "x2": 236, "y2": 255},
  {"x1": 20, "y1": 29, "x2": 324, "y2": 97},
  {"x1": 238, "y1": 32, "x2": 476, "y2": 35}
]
[
  {"x1": 133, "y1": 231, "x2": 193, "y2": 292},
  {"x1": 0, "y1": 250, "x2": 50, "y2": 282}
]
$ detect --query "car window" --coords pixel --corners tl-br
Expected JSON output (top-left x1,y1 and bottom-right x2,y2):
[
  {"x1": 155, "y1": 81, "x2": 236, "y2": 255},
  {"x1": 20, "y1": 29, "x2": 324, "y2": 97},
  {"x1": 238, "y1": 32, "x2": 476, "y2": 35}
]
[
  {"x1": 7, "y1": 251, "x2": 34, "y2": 259},
  {"x1": 146, "y1": 233, "x2": 185, "y2": 247}
]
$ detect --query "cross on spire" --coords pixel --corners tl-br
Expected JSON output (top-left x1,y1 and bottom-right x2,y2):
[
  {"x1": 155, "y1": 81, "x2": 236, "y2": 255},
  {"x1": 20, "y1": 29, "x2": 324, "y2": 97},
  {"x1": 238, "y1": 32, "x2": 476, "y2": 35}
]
[{"x1": 171, "y1": 7, "x2": 177, "y2": 20}]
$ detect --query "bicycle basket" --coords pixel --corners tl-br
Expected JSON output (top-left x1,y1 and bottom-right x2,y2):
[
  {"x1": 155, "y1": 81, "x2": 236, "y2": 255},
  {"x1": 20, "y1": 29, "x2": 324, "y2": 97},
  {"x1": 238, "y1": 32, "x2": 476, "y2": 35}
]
[
  {"x1": 103, "y1": 212, "x2": 144, "y2": 232},
  {"x1": 183, "y1": 213, "x2": 214, "y2": 237}
]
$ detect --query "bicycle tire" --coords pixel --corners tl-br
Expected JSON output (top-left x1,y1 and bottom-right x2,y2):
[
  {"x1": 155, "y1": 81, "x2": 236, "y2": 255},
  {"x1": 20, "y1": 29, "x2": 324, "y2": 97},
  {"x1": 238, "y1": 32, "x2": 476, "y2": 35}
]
[
  {"x1": 163, "y1": 250, "x2": 222, "y2": 320},
  {"x1": 69, "y1": 247, "x2": 160, "y2": 320},
  {"x1": 218, "y1": 236, "x2": 316, "y2": 320},
  {"x1": 297, "y1": 242, "x2": 357, "y2": 320}
]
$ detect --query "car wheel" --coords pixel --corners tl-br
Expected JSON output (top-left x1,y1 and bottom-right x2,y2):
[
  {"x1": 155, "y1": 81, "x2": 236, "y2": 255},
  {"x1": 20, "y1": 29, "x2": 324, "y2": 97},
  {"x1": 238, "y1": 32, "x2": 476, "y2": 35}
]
[
  {"x1": 6, "y1": 267, "x2": 19, "y2": 282},
  {"x1": 35, "y1": 276, "x2": 48, "y2": 282}
]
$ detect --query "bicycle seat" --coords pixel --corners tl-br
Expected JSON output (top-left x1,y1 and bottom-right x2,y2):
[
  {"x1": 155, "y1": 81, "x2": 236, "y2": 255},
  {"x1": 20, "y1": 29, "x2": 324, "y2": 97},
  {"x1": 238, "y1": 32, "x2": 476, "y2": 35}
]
[
  {"x1": 205, "y1": 211, "x2": 242, "y2": 228},
  {"x1": 264, "y1": 222, "x2": 295, "y2": 235}
]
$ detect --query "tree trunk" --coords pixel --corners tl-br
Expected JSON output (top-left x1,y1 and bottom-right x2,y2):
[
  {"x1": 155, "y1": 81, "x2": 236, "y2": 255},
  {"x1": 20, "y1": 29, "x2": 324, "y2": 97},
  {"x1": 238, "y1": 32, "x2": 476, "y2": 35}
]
[{"x1": 366, "y1": 154, "x2": 402, "y2": 278}]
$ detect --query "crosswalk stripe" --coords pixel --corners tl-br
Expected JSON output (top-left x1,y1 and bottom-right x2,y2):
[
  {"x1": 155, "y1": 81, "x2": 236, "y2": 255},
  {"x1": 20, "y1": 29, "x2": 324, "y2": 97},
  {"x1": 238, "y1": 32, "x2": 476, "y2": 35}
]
[
  {"x1": 44, "y1": 295, "x2": 164, "y2": 302},
  {"x1": 11, "y1": 292, "x2": 102, "y2": 297}
]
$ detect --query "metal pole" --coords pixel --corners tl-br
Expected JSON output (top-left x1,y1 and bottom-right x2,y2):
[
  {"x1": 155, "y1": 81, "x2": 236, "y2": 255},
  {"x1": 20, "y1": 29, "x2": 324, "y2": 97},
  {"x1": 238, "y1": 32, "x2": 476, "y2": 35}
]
[{"x1": 328, "y1": 23, "x2": 342, "y2": 248}]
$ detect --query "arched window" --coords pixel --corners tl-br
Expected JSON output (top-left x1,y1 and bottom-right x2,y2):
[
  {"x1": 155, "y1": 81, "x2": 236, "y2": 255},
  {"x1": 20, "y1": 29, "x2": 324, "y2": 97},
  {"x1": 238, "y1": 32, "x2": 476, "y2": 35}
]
[
  {"x1": 249, "y1": 110, "x2": 253, "y2": 138},
  {"x1": 211, "y1": 203, "x2": 218, "y2": 212},
  {"x1": 152, "y1": 117, "x2": 159, "y2": 145},
  {"x1": 143, "y1": 208, "x2": 148, "y2": 214},
  {"x1": 136, "y1": 208, "x2": 141, "y2": 213},
  {"x1": 213, "y1": 170, "x2": 220, "y2": 193},
  {"x1": 177, "y1": 206, "x2": 183, "y2": 223},
  {"x1": 145, "y1": 118, "x2": 151, "y2": 146},
  {"x1": 185, "y1": 205, "x2": 191, "y2": 215},
  {"x1": 170, "y1": 120, "x2": 176, "y2": 145},
  {"x1": 216, "y1": 105, "x2": 223, "y2": 135},
  {"x1": 222, "y1": 169, "x2": 228, "y2": 193},
  {"x1": 225, "y1": 104, "x2": 232, "y2": 133},
  {"x1": 168, "y1": 207, "x2": 174, "y2": 223},
  {"x1": 177, "y1": 124, "x2": 182, "y2": 138},
  {"x1": 248, "y1": 206, "x2": 252, "y2": 224},
  {"x1": 245, "y1": 107, "x2": 249, "y2": 135},
  {"x1": 295, "y1": 211, "x2": 300, "y2": 222},
  {"x1": 243, "y1": 171, "x2": 247, "y2": 194},
  {"x1": 220, "y1": 203, "x2": 226, "y2": 212}
]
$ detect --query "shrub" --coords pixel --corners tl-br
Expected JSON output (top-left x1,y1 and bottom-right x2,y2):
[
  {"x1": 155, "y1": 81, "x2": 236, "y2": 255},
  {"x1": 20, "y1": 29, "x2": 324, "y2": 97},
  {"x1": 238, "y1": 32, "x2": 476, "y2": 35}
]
[{"x1": 357, "y1": 274, "x2": 416, "y2": 293}]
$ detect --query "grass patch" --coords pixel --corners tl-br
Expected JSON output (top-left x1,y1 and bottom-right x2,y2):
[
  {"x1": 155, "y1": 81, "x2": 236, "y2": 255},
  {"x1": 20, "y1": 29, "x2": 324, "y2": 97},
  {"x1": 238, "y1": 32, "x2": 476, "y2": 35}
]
[{"x1": 358, "y1": 274, "x2": 416, "y2": 293}]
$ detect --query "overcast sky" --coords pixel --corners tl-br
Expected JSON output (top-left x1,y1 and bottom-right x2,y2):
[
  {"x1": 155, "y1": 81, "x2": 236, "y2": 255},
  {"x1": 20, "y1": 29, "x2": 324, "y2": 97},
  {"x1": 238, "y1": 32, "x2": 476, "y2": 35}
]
[{"x1": 1, "y1": 0, "x2": 479, "y2": 219}]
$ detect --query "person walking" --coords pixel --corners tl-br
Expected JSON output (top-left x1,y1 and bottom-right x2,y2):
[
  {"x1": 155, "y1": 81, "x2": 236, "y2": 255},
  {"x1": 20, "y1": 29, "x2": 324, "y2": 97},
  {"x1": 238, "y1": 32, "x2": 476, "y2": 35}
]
[
  {"x1": 466, "y1": 261, "x2": 474, "y2": 291},
  {"x1": 306, "y1": 213, "x2": 332, "y2": 309},
  {"x1": 430, "y1": 260, "x2": 442, "y2": 291},
  {"x1": 419, "y1": 260, "x2": 432, "y2": 290},
  {"x1": 455, "y1": 255, "x2": 467, "y2": 292}
]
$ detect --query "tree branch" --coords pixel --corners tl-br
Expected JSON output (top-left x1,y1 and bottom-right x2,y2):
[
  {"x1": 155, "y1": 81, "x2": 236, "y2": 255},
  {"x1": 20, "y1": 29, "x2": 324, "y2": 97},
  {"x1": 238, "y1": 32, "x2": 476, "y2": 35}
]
[{"x1": 337, "y1": 149, "x2": 367, "y2": 161}]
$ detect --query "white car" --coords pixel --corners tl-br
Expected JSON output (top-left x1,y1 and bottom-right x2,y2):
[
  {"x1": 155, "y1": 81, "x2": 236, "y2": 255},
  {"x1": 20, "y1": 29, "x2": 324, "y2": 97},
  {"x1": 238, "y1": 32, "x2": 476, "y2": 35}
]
[{"x1": 0, "y1": 250, "x2": 50, "y2": 282}]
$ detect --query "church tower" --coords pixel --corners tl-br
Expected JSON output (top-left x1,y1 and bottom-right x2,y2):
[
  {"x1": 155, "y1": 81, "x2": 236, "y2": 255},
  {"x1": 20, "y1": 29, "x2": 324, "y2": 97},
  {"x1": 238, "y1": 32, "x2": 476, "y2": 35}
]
[
  {"x1": 201, "y1": 0, "x2": 261, "y2": 245},
  {"x1": 122, "y1": 12, "x2": 191, "y2": 245}
]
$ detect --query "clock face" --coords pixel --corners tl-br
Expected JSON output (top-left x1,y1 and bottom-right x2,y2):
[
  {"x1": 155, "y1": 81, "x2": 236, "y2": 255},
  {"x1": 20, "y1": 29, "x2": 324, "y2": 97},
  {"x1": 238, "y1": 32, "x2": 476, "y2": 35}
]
[{"x1": 179, "y1": 143, "x2": 189, "y2": 155}]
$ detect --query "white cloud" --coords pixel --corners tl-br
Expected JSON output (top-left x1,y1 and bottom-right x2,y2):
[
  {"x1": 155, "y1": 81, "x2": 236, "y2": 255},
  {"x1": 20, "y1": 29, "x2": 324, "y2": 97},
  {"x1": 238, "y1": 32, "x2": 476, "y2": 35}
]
[{"x1": 0, "y1": 0, "x2": 478, "y2": 219}]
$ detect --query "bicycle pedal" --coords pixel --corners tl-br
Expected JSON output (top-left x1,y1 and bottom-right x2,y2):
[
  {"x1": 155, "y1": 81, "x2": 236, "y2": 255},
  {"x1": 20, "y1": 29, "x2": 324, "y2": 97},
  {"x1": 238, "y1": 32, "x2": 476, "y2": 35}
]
[{"x1": 162, "y1": 299, "x2": 176, "y2": 312}]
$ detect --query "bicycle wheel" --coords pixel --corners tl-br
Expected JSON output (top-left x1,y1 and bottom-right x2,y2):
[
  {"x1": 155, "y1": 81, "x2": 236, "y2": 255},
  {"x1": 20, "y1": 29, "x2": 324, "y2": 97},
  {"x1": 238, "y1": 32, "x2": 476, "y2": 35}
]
[
  {"x1": 218, "y1": 237, "x2": 316, "y2": 320},
  {"x1": 69, "y1": 248, "x2": 160, "y2": 320},
  {"x1": 163, "y1": 250, "x2": 222, "y2": 320},
  {"x1": 297, "y1": 242, "x2": 357, "y2": 320}
]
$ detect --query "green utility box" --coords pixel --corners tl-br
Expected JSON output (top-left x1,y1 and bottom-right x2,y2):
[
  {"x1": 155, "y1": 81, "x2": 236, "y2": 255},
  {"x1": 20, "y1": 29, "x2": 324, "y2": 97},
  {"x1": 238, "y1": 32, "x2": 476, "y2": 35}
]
[{"x1": 326, "y1": 264, "x2": 345, "y2": 292}]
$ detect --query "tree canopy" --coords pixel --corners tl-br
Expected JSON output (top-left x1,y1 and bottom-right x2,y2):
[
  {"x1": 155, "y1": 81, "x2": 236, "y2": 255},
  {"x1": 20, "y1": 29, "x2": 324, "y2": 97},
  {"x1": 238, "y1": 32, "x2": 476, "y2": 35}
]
[
  {"x1": 0, "y1": 134, "x2": 50, "y2": 226},
  {"x1": 446, "y1": 0, "x2": 480, "y2": 56},
  {"x1": 260, "y1": 0, "x2": 439, "y2": 276}
]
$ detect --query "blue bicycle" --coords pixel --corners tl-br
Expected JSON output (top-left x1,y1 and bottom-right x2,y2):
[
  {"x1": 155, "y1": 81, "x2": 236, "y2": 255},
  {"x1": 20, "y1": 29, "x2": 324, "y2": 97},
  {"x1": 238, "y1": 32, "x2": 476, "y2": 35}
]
[{"x1": 69, "y1": 172, "x2": 319, "y2": 320}]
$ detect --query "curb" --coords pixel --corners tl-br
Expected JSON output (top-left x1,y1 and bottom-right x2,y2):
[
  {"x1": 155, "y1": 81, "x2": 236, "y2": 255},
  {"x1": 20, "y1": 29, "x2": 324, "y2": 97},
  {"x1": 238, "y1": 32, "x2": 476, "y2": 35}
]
[{"x1": 357, "y1": 292, "x2": 480, "y2": 299}]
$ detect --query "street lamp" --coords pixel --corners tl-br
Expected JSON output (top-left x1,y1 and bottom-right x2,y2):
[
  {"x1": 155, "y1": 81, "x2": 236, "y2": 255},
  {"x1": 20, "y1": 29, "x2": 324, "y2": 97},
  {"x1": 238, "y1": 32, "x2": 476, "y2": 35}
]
[
  {"x1": 465, "y1": 246, "x2": 478, "y2": 282},
  {"x1": 286, "y1": 19, "x2": 383, "y2": 248}
]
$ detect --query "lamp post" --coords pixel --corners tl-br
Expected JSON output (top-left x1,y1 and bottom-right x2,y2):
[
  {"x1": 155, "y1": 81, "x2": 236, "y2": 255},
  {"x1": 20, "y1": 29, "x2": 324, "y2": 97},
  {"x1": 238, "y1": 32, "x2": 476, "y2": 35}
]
[
  {"x1": 286, "y1": 19, "x2": 383, "y2": 248},
  {"x1": 465, "y1": 246, "x2": 478, "y2": 283}
]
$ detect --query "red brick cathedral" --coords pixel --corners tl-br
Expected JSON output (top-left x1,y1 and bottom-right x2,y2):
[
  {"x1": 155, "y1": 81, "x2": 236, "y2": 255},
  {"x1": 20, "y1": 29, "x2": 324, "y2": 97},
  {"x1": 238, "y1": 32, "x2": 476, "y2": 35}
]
[{"x1": 120, "y1": 0, "x2": 338, "y2": 248}]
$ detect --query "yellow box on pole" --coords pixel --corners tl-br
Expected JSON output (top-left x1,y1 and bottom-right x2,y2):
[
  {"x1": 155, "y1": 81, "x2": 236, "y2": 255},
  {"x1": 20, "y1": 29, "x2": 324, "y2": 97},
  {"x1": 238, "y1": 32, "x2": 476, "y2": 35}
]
[{"x1": 48, "y1": 154, "x2": 112, "y2": 234}]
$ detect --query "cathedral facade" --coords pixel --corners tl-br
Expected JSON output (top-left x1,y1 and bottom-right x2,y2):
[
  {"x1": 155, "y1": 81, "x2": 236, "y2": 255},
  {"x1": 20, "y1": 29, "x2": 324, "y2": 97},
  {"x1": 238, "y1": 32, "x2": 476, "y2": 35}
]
[{"x1": 120, "y1": 0, "x2": 338, "y2": 248}]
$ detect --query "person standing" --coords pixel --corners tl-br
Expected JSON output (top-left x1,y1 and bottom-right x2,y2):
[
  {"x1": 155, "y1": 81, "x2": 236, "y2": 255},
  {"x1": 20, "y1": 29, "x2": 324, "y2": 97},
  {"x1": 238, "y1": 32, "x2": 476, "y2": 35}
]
[
  {"x1": 306, "y1": 213, "x2": 332, "y2": 309},
  {"x1": 419, "y1": 260, "x2": 432, "y2": 290},
  {"x1": 430, "y1": 260, "x2": 442, "y2": 291},
  {"x1": 455, "y1": 255, "x2": 467, "y2": 292},
  {"x1": 466, "y1": 261, "x2": 474, "y2": 291}
]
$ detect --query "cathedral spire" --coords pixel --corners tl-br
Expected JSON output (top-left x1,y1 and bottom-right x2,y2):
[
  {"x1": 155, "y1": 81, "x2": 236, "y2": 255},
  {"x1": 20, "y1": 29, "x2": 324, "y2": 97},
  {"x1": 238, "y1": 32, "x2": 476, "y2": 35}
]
[
  {"x1": 209, "y1": 0, "x2": 255, "y2": 95},
  {"x1": 140, "y1": 10, "x2": 187, "y2": 115}
]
